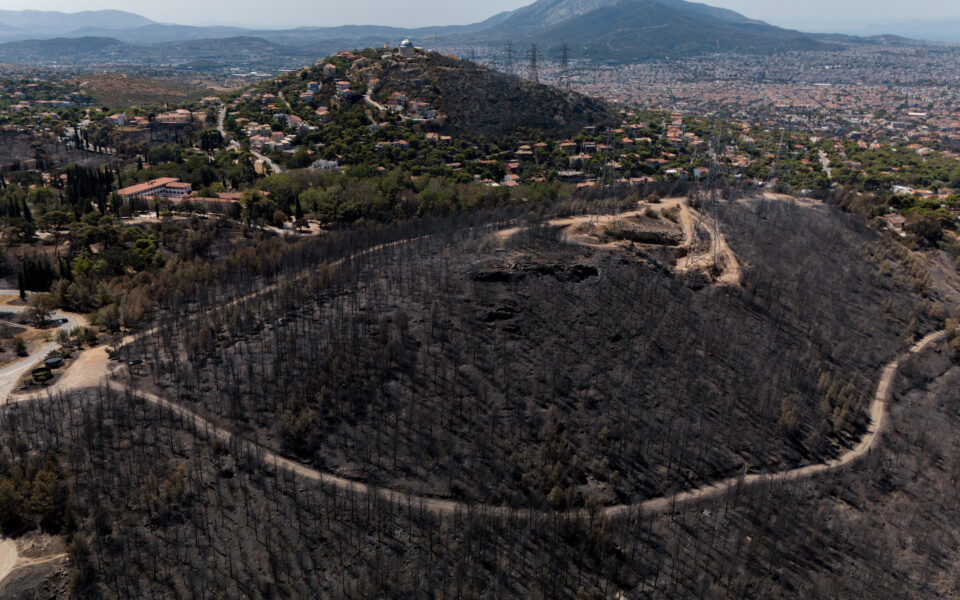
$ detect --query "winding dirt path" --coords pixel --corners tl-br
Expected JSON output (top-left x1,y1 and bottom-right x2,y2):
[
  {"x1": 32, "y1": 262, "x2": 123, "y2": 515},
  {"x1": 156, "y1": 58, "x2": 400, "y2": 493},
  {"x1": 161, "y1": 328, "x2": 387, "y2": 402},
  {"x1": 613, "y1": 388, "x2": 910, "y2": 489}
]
[
  {"x1": 0, "y1": 539, "x2": 16, "y2": 585},
  {"x1": 0, "y1": 209, "x2": 944, "y2": 539},
  {"x1": 108, "y1": 331, "x2": 946, "y2": 520}
]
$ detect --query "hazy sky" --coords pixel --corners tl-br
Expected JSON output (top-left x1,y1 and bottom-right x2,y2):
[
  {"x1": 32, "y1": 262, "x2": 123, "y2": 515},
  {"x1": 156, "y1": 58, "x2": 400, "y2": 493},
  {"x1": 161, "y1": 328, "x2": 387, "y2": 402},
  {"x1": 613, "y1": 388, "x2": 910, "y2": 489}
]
[{"x1": 3, "y1": 0, "x2": 960, "y2": 29}]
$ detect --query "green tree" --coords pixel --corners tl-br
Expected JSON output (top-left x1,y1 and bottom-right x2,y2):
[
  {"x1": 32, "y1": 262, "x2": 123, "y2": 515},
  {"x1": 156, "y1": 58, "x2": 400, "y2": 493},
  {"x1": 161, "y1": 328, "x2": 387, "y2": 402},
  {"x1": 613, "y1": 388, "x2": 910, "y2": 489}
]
[{"x1": 28, "y1": 292, "x2": 57, "y2": 325}]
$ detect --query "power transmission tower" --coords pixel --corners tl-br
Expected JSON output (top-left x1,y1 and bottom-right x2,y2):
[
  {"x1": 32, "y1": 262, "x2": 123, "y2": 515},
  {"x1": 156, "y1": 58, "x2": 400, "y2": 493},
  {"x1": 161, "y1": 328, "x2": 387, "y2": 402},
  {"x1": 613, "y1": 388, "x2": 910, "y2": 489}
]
[
  {"x1": 527, "y1": 44, "x2": 539, "y2": 84},
  {"x1": 561, "y1": 42, "x2": 570, "y2": 89},
  {"x1": 505, "y1": 41, "x2": 515, "y2": 76},
  {"x1": 469, "y1": 47, "x2": 477, "y2": 64}
]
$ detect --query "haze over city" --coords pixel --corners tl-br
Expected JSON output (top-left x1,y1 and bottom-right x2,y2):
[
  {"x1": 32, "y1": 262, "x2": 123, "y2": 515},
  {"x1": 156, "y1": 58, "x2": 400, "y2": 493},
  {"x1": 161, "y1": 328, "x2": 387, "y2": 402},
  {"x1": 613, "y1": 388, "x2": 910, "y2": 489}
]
[{"x1": 1, "y1": 0, "x2": 960, "y2": 31}]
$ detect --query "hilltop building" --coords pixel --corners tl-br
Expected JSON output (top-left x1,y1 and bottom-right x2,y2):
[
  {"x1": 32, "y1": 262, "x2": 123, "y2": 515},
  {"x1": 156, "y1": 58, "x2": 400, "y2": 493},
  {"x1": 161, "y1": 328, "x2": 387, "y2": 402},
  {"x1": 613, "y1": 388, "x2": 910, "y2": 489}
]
[{"x1": 116, "y1": 178, "x2": 192, "y2": 200}]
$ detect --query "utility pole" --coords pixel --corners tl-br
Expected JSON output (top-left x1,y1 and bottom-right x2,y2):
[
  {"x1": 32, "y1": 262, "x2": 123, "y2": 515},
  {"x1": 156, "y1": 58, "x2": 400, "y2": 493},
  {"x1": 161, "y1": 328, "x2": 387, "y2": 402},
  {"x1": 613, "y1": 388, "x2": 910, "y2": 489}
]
[{"x1": 527, "y1": 44, "x2": 539, "y2": 84}]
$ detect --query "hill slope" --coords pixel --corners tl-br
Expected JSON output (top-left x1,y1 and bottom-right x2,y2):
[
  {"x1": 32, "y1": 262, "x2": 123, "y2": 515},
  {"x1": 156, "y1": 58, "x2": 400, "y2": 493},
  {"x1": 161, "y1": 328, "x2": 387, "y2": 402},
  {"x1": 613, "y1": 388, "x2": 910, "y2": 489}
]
[
  {"x1": 373, "y1": 53, "x2": 615, "y2": 135},
  {"x1": 73, "y1": 73, "x2": 212, "y2": 106},
  {"x1": 0, "y1": 36, "x2": 144, "y2": 64}
]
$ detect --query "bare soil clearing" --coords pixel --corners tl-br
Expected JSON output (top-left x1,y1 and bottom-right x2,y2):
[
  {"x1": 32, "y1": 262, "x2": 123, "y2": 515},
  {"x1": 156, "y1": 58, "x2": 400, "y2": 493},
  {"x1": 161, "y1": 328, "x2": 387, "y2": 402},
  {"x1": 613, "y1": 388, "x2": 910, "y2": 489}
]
[{"x1": 497, "y1": 196, "x2": 742, "y2": 287}]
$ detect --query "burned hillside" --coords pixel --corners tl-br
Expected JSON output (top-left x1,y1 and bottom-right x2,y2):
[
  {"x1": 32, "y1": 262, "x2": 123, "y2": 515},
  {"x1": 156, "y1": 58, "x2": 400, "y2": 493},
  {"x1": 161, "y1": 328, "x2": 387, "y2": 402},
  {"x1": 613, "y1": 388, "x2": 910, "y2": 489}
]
[{"x1": 132, "y1": 197, "x2": 943, "y2": 510}]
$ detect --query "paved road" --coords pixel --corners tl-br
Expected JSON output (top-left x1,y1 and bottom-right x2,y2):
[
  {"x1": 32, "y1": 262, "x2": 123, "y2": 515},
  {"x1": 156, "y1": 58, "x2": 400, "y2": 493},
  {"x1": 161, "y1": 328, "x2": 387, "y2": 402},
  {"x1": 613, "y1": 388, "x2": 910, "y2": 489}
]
[
  {"x1": 250, "y1": 148, "x2": 283, "y2": 175},
  {"x1": 0, "y1": 302, "x2": 80, "y2": 584},
  {"x1": 819, "y1": 150, "x2": 833, "y2": 179},
  {"x1": 216, "y1": 104, "x2": 226, "y2": 137},
  {"x1": 218, "y1": 104, "x2": 282, "y2": 175},
  {"x1": 0, "y1": 308, "x2": 79, "y2": 403},
  {"x1": 364, "y1": 89, "x2": 387, "y2": 112}
]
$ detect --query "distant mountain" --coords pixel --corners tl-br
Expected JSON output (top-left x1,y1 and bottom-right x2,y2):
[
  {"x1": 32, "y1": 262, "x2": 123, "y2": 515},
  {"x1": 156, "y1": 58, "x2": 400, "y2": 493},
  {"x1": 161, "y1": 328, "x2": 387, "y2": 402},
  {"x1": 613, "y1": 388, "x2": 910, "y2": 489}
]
[
  {"x1": 788, "y1": 17, "x2": 960, "y2": 43},
  {"x1": 480, "y1": 0, "x2": 833, "y2": 59},
  {"x1": 0, "y1": 37, "x2": 141, "y2": 64},
  {"x1": 484, "y1": 0, "x2": 625, "y2": 34},
  {"x1": 65, "y1": 24, "x2": 249, "y2": 45},
  {"x1": 0, "y1": 2, "x2": 922, "y2": 68},
  {"x1": 0, "y1": 35, "x2": 315, "y2": 68},
  {"x1": 0, "y1": 9, "x2": 153, "y2": 37}
]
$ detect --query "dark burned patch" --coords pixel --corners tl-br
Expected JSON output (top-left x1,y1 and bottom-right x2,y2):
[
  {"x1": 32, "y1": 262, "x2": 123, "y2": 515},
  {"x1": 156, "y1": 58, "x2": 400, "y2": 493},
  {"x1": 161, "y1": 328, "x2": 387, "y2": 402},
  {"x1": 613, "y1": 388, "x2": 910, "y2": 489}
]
[
  {"x1": 602, "y1": 227, "x2": 683, "y2": 246},
  {"x1": 470, "y1": 263, "x2": 599, "y2": 284},
  {"x1": 470, "y1": 269, "x2": 525, "y2": 284},
  {"x1": 526, "y1": 263, "x2": 599, "y2": 282},
  {"x1": 482, "y1": 305, "x2": 519, "y2": 323}
]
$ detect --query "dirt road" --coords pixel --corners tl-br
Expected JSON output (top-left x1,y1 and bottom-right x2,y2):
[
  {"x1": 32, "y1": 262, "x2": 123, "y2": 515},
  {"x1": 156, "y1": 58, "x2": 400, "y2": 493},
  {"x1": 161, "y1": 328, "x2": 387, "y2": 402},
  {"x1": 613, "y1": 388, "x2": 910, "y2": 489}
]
[
  {"x1": 0, "y1": 205, "x2": 943, "y2": 535},
  {"x1": 0, "y1": 539, "x2": 16, "y2": 585},
  {"x1": 108, "y1": 330, "x2": 946, "y2": 520}
]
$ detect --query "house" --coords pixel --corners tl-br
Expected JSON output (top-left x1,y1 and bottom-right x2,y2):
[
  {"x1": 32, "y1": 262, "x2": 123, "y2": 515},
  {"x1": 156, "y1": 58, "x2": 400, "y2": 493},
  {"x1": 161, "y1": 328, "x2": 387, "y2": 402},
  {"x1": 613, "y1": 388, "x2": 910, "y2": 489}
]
[
  {"x1": 883, "y1": 213, "x2": 907, "y2": 231},
  {"x1": 386, "y1": 92, "x2": 407, "y2": 111},
  {"x1": 311, "y1": 158, "x2": 340, "y2": 171},
  {"x1": 557, "y1": 170, "x2": 585, "y2": 183},
  {"x1": 307, "y1": 81, "x2": 320, "y2": 92},
  {"x1": 155, "y1": 109, "x2": 194, "y2": 125},
  {"x1": 408, "y1": 100, "x2": 437, "y2": 119},
  {"x1": 322, "y1": 64, "x2": 338, "y2": 78},
  {"x1": 106, "y1": 113, "x2": 127, "y2": 127},
  {"x1": 116, "y1": 178, "x2": 193, "y2": 200}
]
